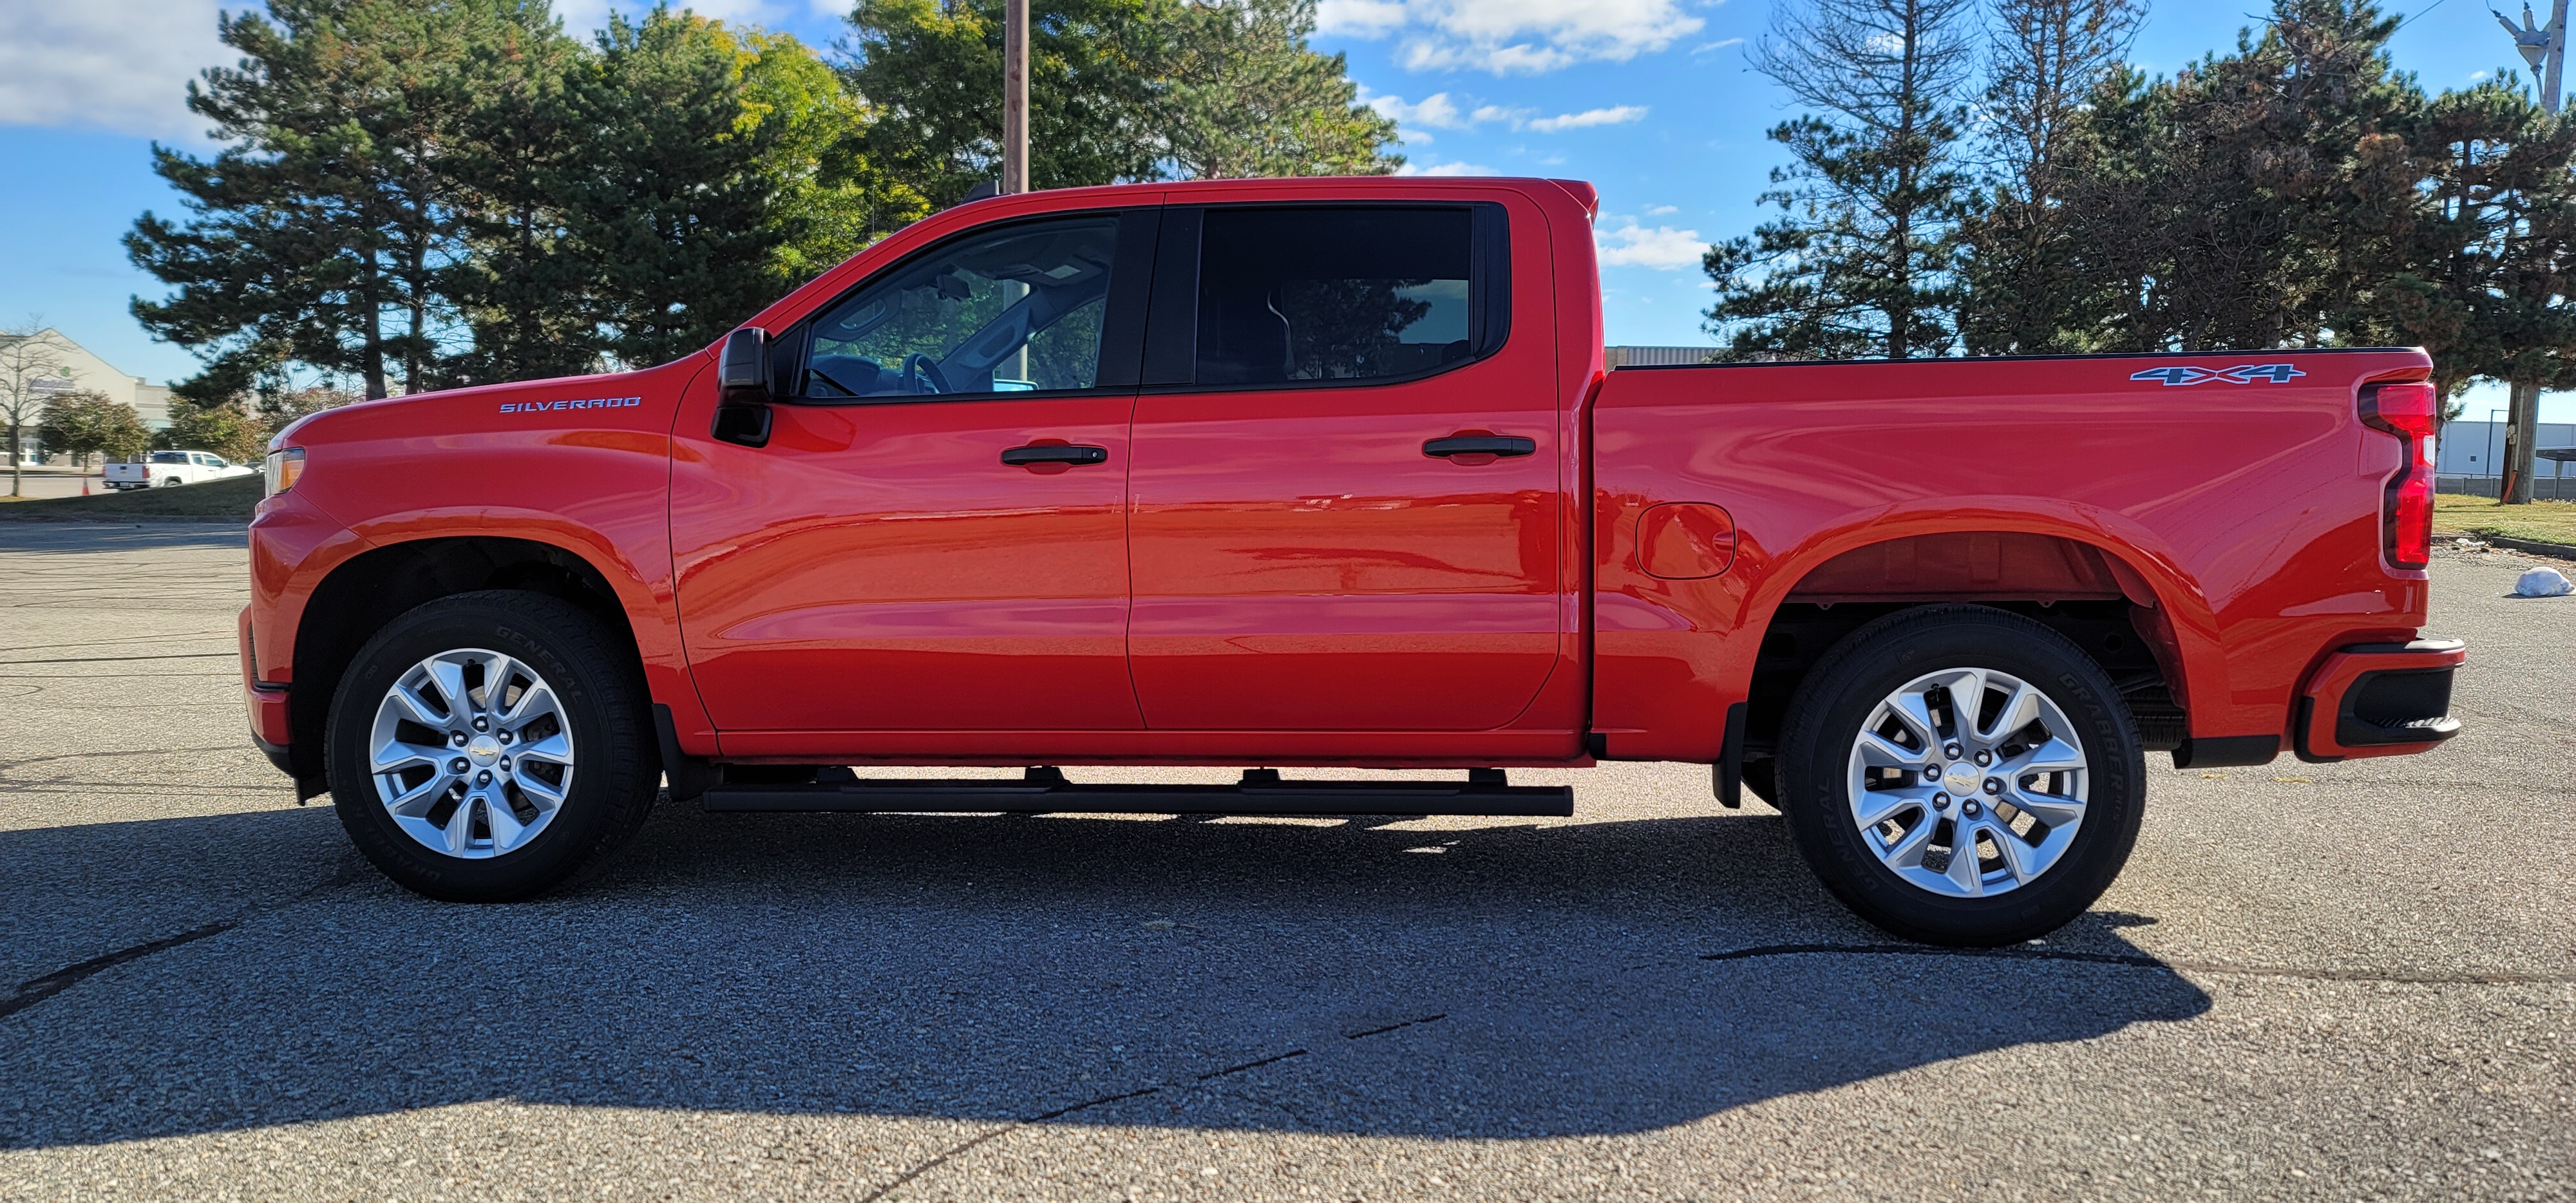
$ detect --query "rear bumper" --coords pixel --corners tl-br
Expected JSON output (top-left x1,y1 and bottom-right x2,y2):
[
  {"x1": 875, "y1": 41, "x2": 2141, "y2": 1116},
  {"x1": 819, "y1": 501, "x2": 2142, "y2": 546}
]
[{"x1": 2295, "y1": 638, "x2": 2465, "y2": 763}]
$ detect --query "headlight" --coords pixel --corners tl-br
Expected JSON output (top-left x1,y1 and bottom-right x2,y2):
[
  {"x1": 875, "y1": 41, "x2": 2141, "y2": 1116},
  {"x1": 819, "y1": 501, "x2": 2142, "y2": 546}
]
[{"x1": 264, "y1": 448, "x2": 305, "y2": 497}]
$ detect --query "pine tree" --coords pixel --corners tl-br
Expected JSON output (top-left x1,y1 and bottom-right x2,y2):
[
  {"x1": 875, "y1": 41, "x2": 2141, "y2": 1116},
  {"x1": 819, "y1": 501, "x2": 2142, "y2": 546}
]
[
  {"x1": 843, "y1": 0, "x2": 1397, "y2": 205},
  {"x1": 2355, "y1": 83, "x2": 2576, "y2": 422},
  {"x1": 1152, "y1": 0, "x2": 1401, "y2": 179},
  {"x1": 563, "y1": 10, "x2": 794, "y2": 368},
  {"x1": 1956, "y1": 0, "x2": 2143, "y2": 353},
  {"x1": 2057, "y1": 0, "x2": 2426, "y2": 350},
  {"x1": 440, "y1": 6, "x2": 599, "y2": 384},
  {"x1": 1703, "y1": 0, "x2": 1980, "y2": 359},
  {"x1": 128, "y1": 1, "x2": 565, "y2": 399}
]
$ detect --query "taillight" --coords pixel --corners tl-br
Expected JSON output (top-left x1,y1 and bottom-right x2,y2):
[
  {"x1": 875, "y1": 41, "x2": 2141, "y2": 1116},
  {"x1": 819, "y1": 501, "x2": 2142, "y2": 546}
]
[{"x1": 2359, "y1": 383, "x2": 2436, "y2": 569}]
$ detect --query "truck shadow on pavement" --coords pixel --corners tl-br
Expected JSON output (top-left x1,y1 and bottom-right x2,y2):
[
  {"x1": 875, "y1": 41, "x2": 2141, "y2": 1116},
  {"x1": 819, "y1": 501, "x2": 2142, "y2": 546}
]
[{"x1": 0, "y1": 802, "x2": 2208, "y2": 1148}]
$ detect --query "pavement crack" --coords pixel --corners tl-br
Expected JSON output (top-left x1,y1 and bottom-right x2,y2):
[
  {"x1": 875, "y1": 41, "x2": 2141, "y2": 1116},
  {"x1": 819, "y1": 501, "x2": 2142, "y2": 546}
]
[
  {"x1": 0, "y1": 746, "x2": 244, "y2": 772},
  {"x1": 857, "y1": 1086, "x2": 1166, "y2": 1203},
  {"x1": 0, "y1": 854, "x2": 371, "y2": 1023},
  {"x1": 1345, "y1": 1014, "x2": 1446, "y2": 1039},
  {"x1": 860, "y1": 1051, "x2": 1320, "y2": 1201},
  {"x1": 0, "y1": 922, "x2": 239, "y2": 1019},
  {"x1": 1696, "y1": 942, "x2": 2576, "y2": 985},
  {"x1": 1196, "y1": 1048, "x2": 1307, "y2": 1079}
]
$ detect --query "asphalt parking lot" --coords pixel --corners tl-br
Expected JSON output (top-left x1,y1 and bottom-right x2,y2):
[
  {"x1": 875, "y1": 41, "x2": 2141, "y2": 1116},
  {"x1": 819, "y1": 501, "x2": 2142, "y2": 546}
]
[{"x1": 0, "y1": 522, "x2": 2567, "y2": 1201}]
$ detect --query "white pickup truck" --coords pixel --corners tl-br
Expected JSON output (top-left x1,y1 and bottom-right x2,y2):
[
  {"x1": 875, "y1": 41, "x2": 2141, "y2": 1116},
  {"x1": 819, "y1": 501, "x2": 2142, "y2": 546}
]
[{"x1": 104, "y1": 450, "x2": 258, "y2": 490}]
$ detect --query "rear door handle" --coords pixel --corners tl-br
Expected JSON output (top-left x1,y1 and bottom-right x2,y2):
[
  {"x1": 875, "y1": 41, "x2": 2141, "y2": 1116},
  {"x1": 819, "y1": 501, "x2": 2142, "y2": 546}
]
[
  {"x1": 1422, "y1": 435, "x2": 1537, "y2": 459},
  {"x1": 1000, "y1": 443, "x2": 1109, "y2": 467}
]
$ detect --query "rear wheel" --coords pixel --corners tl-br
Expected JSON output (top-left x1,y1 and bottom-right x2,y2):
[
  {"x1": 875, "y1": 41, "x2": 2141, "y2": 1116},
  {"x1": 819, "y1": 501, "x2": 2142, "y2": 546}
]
[
  {"x1": 1775, "y1": 605, "x2": 2144, "y2": 946},
  {"x1": 327, "y1": 591, "x2": 658, "y2": 902}
]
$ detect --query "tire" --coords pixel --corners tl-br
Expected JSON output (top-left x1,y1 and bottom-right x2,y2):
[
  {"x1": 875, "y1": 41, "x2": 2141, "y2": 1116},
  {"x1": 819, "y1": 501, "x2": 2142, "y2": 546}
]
[
  {"x1": 326, "y1": 591, "x2": 658, "y2": 902},
  {"x1": 1774, "y1": 605, "x2": 2144, "y2": 947},
  {"x1": 161, "y1": 476, "x2": 182, "y2": 488}
]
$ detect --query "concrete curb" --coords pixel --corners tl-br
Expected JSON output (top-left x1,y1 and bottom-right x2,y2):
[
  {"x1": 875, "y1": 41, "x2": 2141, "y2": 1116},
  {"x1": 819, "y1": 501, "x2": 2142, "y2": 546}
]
[{"x1": 2476, "y1": 533, "x2": 2576, "y2": 561}]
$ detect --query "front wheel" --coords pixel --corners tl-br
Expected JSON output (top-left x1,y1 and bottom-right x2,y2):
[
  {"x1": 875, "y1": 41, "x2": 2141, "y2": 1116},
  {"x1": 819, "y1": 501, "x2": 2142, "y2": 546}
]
[
  {"x1": 326, "y1": 591, "x2": 658, "y2": 902},
  {"x1": 1775, "y1": 605, "x2": 2145, "y2": 946}
]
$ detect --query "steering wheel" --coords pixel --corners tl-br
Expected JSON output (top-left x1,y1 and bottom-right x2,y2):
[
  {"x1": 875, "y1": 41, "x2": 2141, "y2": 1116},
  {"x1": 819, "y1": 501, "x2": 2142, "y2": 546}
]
[{"x1": 901, "y1": 353, "x2": 951, "y2": 395}]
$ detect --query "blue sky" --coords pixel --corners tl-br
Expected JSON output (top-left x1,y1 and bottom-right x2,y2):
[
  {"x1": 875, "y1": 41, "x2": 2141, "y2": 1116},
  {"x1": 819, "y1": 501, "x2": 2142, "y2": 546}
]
[{"x1": 0, "y1": 0, "x2": 2561, "y2": 421}]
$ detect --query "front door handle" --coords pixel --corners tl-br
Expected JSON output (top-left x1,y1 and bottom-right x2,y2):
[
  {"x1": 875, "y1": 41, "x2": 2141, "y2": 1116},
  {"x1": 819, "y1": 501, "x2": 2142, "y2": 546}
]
[
  {"x1": 1000, "y1": 443, "x2": 1109, "y2": 467},
  {"x1": 1423, "y1": 435, "x2": 1537, "y2": 459}
]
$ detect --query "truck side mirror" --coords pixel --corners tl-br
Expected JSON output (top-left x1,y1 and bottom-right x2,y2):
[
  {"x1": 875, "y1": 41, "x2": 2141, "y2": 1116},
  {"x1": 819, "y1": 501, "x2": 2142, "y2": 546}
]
[
  {"x1": 718, "y1": 327, "x2": 770, "y2": 397},
  {"x1": 711, "y1": 403, "x2": 772, "y2": 448},
  {"x1": 713, "y1": 327, "x2": 773, "y2": 448}
]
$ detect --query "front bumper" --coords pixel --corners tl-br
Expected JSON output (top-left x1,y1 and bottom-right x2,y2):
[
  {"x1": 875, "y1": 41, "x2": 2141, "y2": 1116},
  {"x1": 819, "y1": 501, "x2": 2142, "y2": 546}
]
[
  {"x1": 246, "y1": 681, "x2": 293, "y2": 775},
  {"x1": 2295, "y1": 638, "x2": 2465, "y2": 763}
]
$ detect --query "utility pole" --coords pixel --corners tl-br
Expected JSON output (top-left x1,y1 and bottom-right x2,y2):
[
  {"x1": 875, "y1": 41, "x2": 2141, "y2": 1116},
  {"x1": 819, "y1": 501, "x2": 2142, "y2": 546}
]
[
  {"x1": 2496, "y1": 0, "x2": 2566, "y2": 503},
  {"x1": 1003, "y1": 0, "x2": 1029, "y2": 195}
]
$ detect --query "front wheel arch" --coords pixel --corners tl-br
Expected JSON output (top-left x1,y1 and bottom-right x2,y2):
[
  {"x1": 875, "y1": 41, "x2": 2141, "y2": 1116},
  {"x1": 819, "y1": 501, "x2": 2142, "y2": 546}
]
[{"x1": 288, "y1": 536, "x2": 647, "y2": 787}]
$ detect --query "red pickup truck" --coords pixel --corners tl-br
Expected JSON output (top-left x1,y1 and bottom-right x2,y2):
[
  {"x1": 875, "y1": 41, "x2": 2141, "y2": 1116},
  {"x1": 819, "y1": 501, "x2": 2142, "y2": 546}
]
[{"x1": 240, "y1": 176, "x2": 2462, "y2": 945}]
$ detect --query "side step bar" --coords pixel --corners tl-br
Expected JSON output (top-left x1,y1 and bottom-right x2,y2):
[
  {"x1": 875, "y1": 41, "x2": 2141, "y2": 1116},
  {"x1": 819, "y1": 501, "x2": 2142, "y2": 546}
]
[{"x1": 700, "y1": 767, "x2": 1573, "y2": 817}]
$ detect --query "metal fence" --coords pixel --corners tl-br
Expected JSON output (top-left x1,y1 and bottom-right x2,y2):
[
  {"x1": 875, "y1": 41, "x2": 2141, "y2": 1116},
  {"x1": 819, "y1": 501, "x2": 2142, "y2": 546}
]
[{"x1": 2436, "y1": 475, "x2": 2576, "y2": 501}]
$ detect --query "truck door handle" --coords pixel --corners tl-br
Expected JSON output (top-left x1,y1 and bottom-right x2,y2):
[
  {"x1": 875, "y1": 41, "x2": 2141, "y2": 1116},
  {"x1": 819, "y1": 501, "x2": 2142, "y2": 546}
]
[
  {"x1": 1423, "y1": 435, "x2": 1536, "y2": 459},
  {"x1": 1000, "y1": 443, "x2": 1109, "y2": 467}
]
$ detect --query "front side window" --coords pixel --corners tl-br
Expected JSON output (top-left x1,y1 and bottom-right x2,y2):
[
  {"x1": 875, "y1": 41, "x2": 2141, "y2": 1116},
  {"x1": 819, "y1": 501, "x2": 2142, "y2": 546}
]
[
  {"x1": 802, "y1": 217, "x2": 1119, "y2": 400},
  {"x1": 1195, "y1": 207, "x2": 1479, "y2": 386}
]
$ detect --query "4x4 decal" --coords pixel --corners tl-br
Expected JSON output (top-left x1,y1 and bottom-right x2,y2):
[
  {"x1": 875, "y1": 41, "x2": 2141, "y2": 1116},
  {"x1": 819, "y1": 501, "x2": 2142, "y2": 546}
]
[{"x1": 2130, "y1": 363, "x2": 2306, "y2": 386}]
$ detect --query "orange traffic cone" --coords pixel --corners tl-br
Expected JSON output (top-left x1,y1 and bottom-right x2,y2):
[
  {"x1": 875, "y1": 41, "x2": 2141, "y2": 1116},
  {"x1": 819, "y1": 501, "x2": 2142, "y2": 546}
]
[{"x1": 81, "y1": 475, "x2": 90, "y2": 497}]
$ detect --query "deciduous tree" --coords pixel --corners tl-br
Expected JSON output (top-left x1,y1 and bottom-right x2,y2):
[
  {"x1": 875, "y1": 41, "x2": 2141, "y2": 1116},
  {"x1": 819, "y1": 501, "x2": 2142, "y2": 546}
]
[
  {"x1": 0, "y1": 324, "x2": 76, "y2": 497},
  {"x1": 37, "y1": 391, "x2": 152, "y2": 471}
]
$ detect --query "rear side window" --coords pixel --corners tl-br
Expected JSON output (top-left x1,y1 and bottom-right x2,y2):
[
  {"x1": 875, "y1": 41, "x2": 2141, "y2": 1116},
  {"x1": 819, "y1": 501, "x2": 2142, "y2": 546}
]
[
  {"x1": 1191, "y1": 206, "x2": 1497, "y2": 386},
  {"x1": 153, "y1": 451, "x2": 189, "y2": 464}
]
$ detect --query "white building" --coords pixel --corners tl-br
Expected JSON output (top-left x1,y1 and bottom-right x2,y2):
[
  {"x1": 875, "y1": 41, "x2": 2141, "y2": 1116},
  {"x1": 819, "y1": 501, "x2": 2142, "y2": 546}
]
[
  {"x1": 2436, "y1": 420, "x2": 2576, "y2": 479},
  {"x1": 3, "y1": 329, "x2": 174, "y2": 466}
]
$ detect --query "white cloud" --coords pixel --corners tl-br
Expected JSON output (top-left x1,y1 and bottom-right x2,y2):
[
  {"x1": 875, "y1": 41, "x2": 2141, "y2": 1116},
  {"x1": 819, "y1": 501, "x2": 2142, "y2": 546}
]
[
  {"x1": 1397, "y1": 160, "x2": 1501, "y2": 176},
  {"x1": 1367, "y1": 91, "x2": 1472, "y2": 129},
  {"x1": 1596, "y1": 219, "x2": 1706, "y2": 269},
  {"x1": 1525, "y1": 104, "x2": 1647, "y2": 131},
  {"x1": 1321, "y1": 0, "x2": 1704, "y2": 75},
  {"x1": 1368, "y1": 90, "x2": 1647, "y2": 138},
  {"x1": 1692, "y1": 37, "x2": 1747, "y2": 53},
  {"x1": 1645, "y1": 204, "x2": 1678, "y2": 215},
  {"x1": 0, "y1": 0, "x2": 228, "y2": 138}
]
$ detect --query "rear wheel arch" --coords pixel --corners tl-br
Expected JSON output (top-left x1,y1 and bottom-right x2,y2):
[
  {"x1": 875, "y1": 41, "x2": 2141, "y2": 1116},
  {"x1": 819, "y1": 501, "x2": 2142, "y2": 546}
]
[
  {"x1": 1737, "y1": 531, "x2": 2199, "y2": 784},
  {"x1": 288, "y1": 536, "x2": 647, "y2": 784}
]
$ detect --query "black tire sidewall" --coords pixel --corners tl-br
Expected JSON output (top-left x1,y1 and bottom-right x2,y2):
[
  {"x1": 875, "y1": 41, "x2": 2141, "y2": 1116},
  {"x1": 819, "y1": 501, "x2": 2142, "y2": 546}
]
[
  {"x1": 1777, "y1": 607, "x2": 2145, "y2": 946},
  {"x1": 326, "y1": 592, "x2": 654, "y2": 902}
]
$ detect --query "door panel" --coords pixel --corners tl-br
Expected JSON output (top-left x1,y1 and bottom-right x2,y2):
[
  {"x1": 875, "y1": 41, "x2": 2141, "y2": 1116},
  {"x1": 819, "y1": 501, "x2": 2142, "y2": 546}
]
[
  {"x1": 671, "y1": 391, "x2": 1139, "y2": 732},
  {"x1": 669, "y1": 208, "x2": 1155, "y2": 735},
  {"x1": 1126, "y1": 201, "x2": 1563, "y2": 732}
]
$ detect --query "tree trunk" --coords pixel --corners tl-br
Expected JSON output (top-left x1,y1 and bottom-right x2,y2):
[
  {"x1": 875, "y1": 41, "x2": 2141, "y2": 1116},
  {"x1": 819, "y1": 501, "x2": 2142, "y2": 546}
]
[
  {"x1": 2501, "y1": 380, "x2": 2540, "y2": 505},
  {"x1": 8, "y1": 420, "x2": 20, "y2": 498}
]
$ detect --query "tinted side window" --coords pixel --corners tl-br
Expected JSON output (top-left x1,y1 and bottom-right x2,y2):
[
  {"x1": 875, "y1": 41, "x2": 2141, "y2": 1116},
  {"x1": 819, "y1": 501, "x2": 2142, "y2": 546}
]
[
  {"x1": 803, "y1": 216, "x2": 1119, "y2": 399},
  {"x1": 1195, "y1": 207, "x2": 1477, "y2": 386}
]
